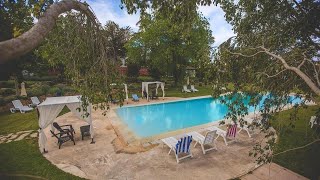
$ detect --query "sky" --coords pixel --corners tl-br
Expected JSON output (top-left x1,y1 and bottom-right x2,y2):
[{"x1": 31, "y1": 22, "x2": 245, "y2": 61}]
[{"x1": 86, "y1": 0, "x2": 235, "y2": 46}]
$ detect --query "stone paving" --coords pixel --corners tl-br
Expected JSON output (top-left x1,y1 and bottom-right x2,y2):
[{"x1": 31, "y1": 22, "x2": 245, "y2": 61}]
[
  {"x1": 0, "y1": 130, "x2": 38, "y2": 144},
  {"x1": 42, "y1": 97, "x2": 309, "y2": 180}
]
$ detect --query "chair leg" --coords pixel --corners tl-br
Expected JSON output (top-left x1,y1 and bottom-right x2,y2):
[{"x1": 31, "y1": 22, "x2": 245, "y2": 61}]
[
  {"x1": 245, "y1": 128, "x2": 252, "y2": 138},
  {"x1": 175, "y1": 153, "x2": 180, "y2": 163},
  {"x1": 201, "y1": 144, "x2": 206, "y2": 154},
  {"x1": 223, "y1": 136, "x2": 228, "y2": 146},
  {"x1": 194, "y1": 141, "x2": 198, "y2": 147},
  {"x1": 168, "y1": 148, "x2": 172, "y2": 155}
]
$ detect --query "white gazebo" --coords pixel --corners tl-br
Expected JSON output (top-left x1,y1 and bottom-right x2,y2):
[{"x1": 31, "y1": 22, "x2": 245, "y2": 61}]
[
  {"x1": 110, "y1": 83, "x2": 129, "y2": 103},
  {"x1": 37, "y1": 95, "x2": 94, "y2": 153},
  {"x1": 141, "y1": 81, "x2": 165, "y2": 100}
]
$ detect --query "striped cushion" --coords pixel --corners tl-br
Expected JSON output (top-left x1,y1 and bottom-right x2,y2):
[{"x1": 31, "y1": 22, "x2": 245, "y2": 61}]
[
  {"x1": 226, "y1": 124, "x2": 237, "y2": 138},
  {"x1": 175, "y1": 135, "x2": 192, "y2": 155}
]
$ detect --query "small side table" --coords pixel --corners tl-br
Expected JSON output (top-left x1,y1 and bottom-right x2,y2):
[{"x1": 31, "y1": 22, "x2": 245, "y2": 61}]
[{"x1": 80, "y1": 125, "x2": 91, "y2": 140}]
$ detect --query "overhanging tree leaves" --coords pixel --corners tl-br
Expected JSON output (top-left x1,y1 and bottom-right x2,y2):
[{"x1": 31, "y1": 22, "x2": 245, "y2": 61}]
[{"x1": 125, "y1": 9, "x2": 214, "y2": 85}]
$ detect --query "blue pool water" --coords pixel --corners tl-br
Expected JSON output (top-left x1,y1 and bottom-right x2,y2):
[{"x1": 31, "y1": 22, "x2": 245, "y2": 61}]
[{"x1": 116, "y1": 96, "x2": 302, "y2": 137}]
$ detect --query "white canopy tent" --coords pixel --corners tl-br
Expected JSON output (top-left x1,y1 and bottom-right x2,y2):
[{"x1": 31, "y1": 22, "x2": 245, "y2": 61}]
[
  {"x1": 110, "y1": 83, "x2": 129, "y2": 103},
  {"x1": 141, "y1": 81, "x2": 165, "y2": 100},
  {"x1": 37, "y1": 96, "x2": 94, "y2": 153}
]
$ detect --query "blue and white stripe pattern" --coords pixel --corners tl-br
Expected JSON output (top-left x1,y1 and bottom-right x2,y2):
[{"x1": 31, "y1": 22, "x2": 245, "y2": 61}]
[{"x1": 175, "y1": 135, "x2": 192, "y2": 155}]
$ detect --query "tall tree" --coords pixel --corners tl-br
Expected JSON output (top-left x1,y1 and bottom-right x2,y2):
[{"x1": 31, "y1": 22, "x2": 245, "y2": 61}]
[
  {"x1": 0, "y1": 0, "x2": 53, "y2": 95},
  {"x1": 103, "y1": 21, "x2": 132, "y2": 64},
  {"x1": 126, "y1": 10, "x2": 214, "y2": 85}
]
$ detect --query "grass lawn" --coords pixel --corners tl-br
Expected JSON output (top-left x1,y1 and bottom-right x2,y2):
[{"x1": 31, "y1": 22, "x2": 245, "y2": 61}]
[
  {"x1": 0, "y1": 139, "x2": 83, "y2": 180},
  {"x1": 0, "y1": 111, "x2": 38, "y2": 135},
  {"x1": 0, "y1": 107, "x2": 70, "y2": 135},
  {"x1": 272, "y1": 105, "x2": 320, "y2": 179},
  {"x1": 165, "y1": 85, "x2": 213, "y2": 98}
]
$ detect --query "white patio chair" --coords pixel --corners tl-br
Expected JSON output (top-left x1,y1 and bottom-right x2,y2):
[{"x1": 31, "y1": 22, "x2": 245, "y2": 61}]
[
  {"x1": 190, "y1": 85, "x2": 198, "y2": 92},
  {"x1": 237, "y1": 116, "x2": 260, "y2": 138},
  {"x1": 207, "y1": 124, "x2": 238, "y2": 146},
  {"x1": 182, "y1": 85, "x2": 191, "y2": 93},
  {"x1": 310, "y1": 116, "x2": 318, "y2": 128},
  {"x1": 162, "y1": 135, "x2": 193, "y2": 163},
  {"x1": 187, "y1": 130, "x2": 217, "y2": 154},
  {"x1": 10, "y1": 100, "x2": 33, "y2": 113},
  {"x1": 29, "y1": 96, "x2": 41, "y2": 107}
]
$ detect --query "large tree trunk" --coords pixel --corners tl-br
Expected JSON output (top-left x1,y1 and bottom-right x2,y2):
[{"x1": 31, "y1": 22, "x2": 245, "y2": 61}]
[{"x1": 0, "y1": 0, "x2": 97, "y2": 64}]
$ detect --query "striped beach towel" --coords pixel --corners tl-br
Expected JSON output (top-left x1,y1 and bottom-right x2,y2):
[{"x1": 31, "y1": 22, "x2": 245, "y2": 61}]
[
  {"x1": 175, "y1": 135, "x2": 192, "y2": 155},
  {"x1": 226, "y1": 124, "x2": 237, "y2": 138}
]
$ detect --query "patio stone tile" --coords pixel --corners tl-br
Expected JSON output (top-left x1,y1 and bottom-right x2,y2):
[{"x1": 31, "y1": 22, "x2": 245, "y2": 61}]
[{"x1": 41, "y1": 98, "x2": 309, "y2": 180}]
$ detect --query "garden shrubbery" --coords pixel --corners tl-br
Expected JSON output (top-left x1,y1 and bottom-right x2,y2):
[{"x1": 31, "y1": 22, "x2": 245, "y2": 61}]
[
  {"x1": 0, "y1": 88, "x2": 15, "y2": 96},
  {"x1": 0, "y1": 81, "x2": 15, "y2": 88}
]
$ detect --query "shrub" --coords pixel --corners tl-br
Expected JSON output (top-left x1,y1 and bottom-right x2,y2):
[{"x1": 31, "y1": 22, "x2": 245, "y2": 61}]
[
  {"x1": 127, "y1": 63, "x2": 140, "y2": 78},
  {"x1": 126, "y1": 77, "x2": 138, "y2": 83},
  {"x1": 48, "y1": 87, "x2": 61, "y2": 95},
  {"x1": 149, "y1": 66, "x2": 162, "y2": 80},
  {"x1": 62, "y1": 86, "x2": 76, "y2": 94},
  {"x1": 24, "y1": 76, "x2": 58, "y2": 81},
  {"x1": 0, "y1": 81, "x2": 15, "y2": 88},
  {"x1": 137, "y1": 76, "x2": 154, "y2": 82},
  {"x1": 28, "y1": 88, "x2": 44, "y2": 97},
  {"x1": 0, "y1": 88, "x2": 15, "y2": 96},
  {"x1": 41, "y1": 85, "x2": 51, "y2": 95}
]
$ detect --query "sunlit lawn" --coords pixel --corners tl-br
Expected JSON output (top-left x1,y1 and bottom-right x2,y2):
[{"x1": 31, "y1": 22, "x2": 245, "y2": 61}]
[
  {"x1": 0, "y1": 107, "x2": 70, "y2": 135},
  {"x1": 272, "y1": 105, "x2": 320, "y2": 179},
  {"x1": 0, "y1": 139, "x2": 83, "y2": 180}
]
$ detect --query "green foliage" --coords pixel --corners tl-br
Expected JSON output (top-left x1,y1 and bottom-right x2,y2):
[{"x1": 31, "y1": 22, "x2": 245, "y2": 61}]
[
  {"x1": 137, "y1": 76, "x2": 154, "y2": 82},
  {"x1": 125, "y1": 8, "x2": 214, "y2": 86},
  {"x1": 0, "y1": 111, "x2": 38, "y2": 135},
  {"x1": 272, "y1": 105, "x2": 320, "y2": 179},
  {"x1": 0, "y1": 88, "x2": 15, "y2": 96},
  {"x1": 127, "y1": 62, "x2": 140, "y2": 78},
  {"x1": 28, "y1": 88, "x2": 44, "y2": 97},
  {"x1": 0, "y1": 139, "x2": 83, "y2": 180},
  {"x1": 103, "y1": 21, "x2": 132, "y2": 63},
  {"x1": 37, "y1": 12, "x2": 126, "y2": 114},
  {"x1": 0, "y1": 81, "x2": 15, "y2": 88},
  {"x1": 24, "y1": 76, "x2": 58, "y2": 81},
  {"x1": 48, "y1": 87, "x2": 61, "y2": 95}
]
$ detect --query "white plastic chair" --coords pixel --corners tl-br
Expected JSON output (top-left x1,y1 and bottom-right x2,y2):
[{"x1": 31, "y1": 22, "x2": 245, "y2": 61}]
[
  {"x1": 188, "y1": 130, "x2": 217, "y2": 154},
  {"x1": 310, "y1": 116, "x2": 317, "y2": 128},
  {"x1": 162, "y1": 135, "x2": 193, "y2": 163},
  {"x1": 11, "y1": 100, "x2": 33, "y2": 113},
  {"x1": 182, "y1": 85, "x2": 191, "y2": 93},
  {"x1": 29, "y1": 96, "x2": 41, "y2": 107},
  {"x1": 190, "y1": 85, "x2": 198, "y2": 92},
  {"x1": 207, "y1": 124, "x2": 238, "y2": 146}
]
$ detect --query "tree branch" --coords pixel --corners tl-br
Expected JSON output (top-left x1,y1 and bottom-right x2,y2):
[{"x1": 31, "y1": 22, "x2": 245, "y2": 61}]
[
  {"x1": 274, "y1": 139, "x2": 320, "y2": 156},
  {"x1": 226, "y1": 49, "x2": 265, "y2": 57},
  {"x1": 0, "y1": 0, "x2": 99, "y2": 64},
  {"x1": 260, "y1": 69, "x2": 287, "y2": 78}
]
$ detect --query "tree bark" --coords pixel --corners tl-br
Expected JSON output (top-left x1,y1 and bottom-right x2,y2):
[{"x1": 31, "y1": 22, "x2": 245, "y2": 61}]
[
  {"x1": 0, "y1": 0, "x2": 97, "y2": 64},
  {"x1": 261, "y1": 47, "x2": 320, "y2": 96}
]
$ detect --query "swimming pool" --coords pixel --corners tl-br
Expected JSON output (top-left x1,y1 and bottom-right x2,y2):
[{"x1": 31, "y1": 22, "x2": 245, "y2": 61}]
[{"x1": 116, "y1": 95, "x2": 301, "y2": 138}]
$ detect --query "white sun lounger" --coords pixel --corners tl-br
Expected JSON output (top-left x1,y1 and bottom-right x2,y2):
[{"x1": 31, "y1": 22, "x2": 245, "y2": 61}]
[
  {"x1": 238, "y1": 116, "x2": 262, "y2": 138},
  {"x1": 190, "y1": 85, "x2": 198, "y2": 92},
  {"x1": 162, "y1": 135, "x2": 193, "y2": 163},
  {"x1": 182, "y1": 85, "x2": 191, "y2": 93},
  {"x1": 310, "y1": 116, "x2": 318, "y2": 128},
  {"x1": 29, "y1": 96, "x2": 41, "y2": 107},
  {"x1": 187, "y1": 130, "x2": 217, "y2": 154},
  {"x1": 207, "y1": 124, "x2": 238, "y2": 146},
  {"x1": 10, "y1": 100, "x2": 33, "y2": 113}
]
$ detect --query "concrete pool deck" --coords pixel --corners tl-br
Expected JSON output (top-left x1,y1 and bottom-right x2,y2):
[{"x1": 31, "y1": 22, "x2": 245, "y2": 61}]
[{"x1": 43, "y1": 97, "x2": 308, "y2": 179}]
